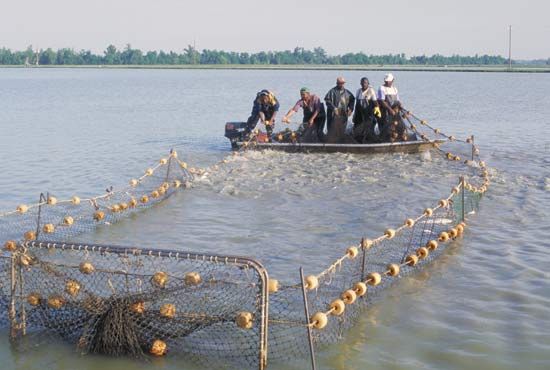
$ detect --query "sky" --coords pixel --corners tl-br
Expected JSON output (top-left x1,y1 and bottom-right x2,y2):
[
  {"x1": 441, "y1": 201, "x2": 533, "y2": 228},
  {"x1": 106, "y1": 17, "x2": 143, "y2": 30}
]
[{"x1": 0, "y1": 0, "x2": 548, "y2": 59}]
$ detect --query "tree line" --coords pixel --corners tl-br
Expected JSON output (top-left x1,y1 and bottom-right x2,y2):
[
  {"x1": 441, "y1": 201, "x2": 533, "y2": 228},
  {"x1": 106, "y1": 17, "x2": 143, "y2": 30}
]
[{"x1": 0, "y1": 44, "x2": 527, "y2": 66}]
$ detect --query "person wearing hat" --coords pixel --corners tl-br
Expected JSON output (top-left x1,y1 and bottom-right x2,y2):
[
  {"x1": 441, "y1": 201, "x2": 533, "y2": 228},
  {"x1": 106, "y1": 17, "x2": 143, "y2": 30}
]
[
  {"x1": 352, "y1": 77, "x2": 381, "y2": 143},
  {"x1": 324, "y1": 77, "x2": 355, "y2": 143},
  {"x1": 246, "y1": 89, "x2": 280, "y2": 141},
  {"x1": 282, "y1": 87, "x2": 326, "y2": 143},
  {"x1": 377, "y1": 73, "x2": 407, "y2": 142}
]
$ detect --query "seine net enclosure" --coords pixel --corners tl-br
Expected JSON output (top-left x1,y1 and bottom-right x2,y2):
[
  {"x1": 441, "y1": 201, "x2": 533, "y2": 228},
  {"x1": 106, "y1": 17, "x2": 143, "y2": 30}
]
[{"x1": 0, "y1": 119, "x2": 489, "y2": 369}]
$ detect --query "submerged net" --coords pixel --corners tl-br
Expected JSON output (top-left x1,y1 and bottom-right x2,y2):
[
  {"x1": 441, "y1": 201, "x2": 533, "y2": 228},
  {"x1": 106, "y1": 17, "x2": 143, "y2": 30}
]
[{"x1": 0, "y1": 118, "x2": 490, "y2": 369}]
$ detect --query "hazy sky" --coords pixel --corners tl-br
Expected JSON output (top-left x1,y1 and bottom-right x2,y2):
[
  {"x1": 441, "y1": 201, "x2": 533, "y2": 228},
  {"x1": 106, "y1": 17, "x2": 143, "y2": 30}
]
[{"x1": 1, "y1": 0, "x2": 548, "y2": 59}]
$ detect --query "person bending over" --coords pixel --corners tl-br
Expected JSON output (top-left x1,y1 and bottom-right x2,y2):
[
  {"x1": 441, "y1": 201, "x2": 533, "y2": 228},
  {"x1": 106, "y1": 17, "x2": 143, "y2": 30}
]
[
  {"x1": 246, "y1": 89, "x2": 280, "y2": 141},
  {"x1": 282, "y1": 87, "x2": 326, "y2": 143}
]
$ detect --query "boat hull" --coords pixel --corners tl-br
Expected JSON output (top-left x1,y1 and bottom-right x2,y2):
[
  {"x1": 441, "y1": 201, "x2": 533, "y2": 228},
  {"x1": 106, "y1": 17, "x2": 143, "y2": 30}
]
[{"x1": 236, "y1": 140, "x2": 444, "y2": 154}]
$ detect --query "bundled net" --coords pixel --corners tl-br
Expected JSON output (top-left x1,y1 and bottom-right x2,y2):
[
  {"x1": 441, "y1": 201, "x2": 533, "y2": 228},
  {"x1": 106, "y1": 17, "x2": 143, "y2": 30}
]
[
  {"x1": 3, "y1": 242, "x2": 268, "y2": 369},
  {"x1": 0, "y1": 119, "x2": 490, "y2": 369}
]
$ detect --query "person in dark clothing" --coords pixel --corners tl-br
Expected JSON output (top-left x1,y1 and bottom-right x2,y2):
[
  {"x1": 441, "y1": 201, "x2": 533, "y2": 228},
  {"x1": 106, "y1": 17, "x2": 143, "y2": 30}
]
[
  {"x1": 282, "y1": 87, "x2": 326, "y2": 143},
  {"x1": 324, "y1": 77, "x2": 355, "y2": 143},
  {"x1": 246, "y1": 89, "x2": 280, "y2": 141},
  {"x1": 352, "y1": 77, "x2": 381, "y2": 143},
  {"x1": 377, "y1": 73, "x2": 408, "y2": 142}
]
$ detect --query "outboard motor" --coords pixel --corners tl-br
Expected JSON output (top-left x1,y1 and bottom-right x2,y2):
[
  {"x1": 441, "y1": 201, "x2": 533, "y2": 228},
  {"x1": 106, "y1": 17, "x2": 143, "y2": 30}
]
[{"x1": 224, "y1": 121, "x2": 248, "y2": 149}]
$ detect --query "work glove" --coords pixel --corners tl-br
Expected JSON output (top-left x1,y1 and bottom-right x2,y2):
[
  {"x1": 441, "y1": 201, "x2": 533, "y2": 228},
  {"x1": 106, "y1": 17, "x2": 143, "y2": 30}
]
[{"x1": 373, "y1": 106, "x2": 382, "y2": 118}]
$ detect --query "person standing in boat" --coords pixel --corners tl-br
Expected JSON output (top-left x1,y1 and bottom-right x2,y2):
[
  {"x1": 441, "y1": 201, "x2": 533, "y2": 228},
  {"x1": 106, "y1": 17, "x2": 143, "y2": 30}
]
[
  {"x1": 324, "y1": 77, "x2": 355, "y2": 143},
  {"x1": 352, "y1": 77, "x2": 382, "y2": 143},
  {"x1": 246, "y1": 89, "x2": 280, "y2": 142},
  {"x1": 282, "y1": 87, "x2": 326, "y2": 143},
  {"x1": 377, "y1": 73, "x2": 408, "y2": 142}
]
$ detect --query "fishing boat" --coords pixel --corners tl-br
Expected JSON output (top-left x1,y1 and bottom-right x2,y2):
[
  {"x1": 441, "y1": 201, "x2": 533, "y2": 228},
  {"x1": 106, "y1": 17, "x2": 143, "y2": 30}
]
[{"x1": 225, "y1": 121, "x2": 444, "y2": 154}]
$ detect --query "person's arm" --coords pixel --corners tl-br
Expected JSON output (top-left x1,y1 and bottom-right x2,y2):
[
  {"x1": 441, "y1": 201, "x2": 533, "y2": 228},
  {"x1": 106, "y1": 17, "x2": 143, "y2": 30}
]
[
  {"x1": 307, "y1": 96, "x2": 321, "y2": 125},
  {"x1": 324, "y1": 89, "x2": 335, "y2": 110},
  {"x1": 283, "y1": 109, "x2": 295, "y2": 123},
  {"x1": 378, "y1": 87, "x2": 394, "y2": 115},
  {"x1": 347, "y1": 90, "x2": 355, "y2": 116}
]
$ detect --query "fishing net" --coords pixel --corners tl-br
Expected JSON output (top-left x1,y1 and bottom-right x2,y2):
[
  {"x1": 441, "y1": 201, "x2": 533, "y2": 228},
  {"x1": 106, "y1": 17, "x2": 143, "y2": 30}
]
[
  {"x1": 0, "y1": 123, "x2": 489, "y2": 369},
  {"x1": 4, "y1": 242, "x2": 268, "y2": 369}
]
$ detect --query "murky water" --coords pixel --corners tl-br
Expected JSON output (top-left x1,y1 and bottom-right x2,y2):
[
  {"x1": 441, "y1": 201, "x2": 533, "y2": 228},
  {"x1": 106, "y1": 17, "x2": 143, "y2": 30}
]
[{"x1": 0, "y1": 68, "x2": 549, "y2": 369}]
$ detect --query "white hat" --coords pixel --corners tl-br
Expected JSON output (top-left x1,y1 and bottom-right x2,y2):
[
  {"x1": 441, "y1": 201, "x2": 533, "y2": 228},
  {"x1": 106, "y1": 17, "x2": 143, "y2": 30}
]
[{"x1": 384, "y1": 73, "x2": 394, "y2": 82}]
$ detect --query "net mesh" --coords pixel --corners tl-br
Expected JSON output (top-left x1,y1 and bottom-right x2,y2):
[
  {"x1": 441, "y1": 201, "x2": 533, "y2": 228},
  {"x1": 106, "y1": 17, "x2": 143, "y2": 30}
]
[{"x1": 0, "y1": 122, "x2": 489, "y2": 369}]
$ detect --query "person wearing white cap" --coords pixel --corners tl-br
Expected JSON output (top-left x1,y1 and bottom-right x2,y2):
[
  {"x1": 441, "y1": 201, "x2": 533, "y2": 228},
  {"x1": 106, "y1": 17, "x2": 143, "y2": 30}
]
[
  {"x1": 324, "y1": 77, "x2": 355, "y2": 143},
  {"x1": 377, "y1": 73, "x2": 407, "y2": 142}
]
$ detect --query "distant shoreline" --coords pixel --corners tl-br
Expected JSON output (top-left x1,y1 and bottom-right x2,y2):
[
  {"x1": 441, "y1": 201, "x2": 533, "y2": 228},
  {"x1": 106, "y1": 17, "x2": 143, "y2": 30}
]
[{"x1": 1, "y1": 64, "x2": 549, "y2": 73}]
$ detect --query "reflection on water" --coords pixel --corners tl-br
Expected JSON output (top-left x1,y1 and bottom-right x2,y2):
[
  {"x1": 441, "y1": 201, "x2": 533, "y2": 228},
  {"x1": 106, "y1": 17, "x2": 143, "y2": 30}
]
[{"x1": 0, "y1": 68, "x2": 549, "y2": 369}]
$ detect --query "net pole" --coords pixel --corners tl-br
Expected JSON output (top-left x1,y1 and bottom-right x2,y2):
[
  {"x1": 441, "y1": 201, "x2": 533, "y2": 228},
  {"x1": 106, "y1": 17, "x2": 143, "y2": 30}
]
[
  {"x1": 471, "y1": 136, "x2": 475, "y2": 161},
  {"x1": 461, "y1": 176, "x2": 466, "y2": 221},
  {"x1": 9, "y1": 254, "x2": 18, "y2": 341},
  {"x1": 300, "y1": 267, "x2": 317, "y2": 370},
  {"x1": 360, "y1": 238, "x2": 366, "y2": 281}
]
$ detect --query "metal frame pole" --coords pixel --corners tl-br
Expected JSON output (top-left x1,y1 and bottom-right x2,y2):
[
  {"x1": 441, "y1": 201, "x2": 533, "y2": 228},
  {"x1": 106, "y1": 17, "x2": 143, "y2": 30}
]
[
  {"x1": 460, "y1": 176, "x2": 466, "y2": 221},
  {"x1": 300, "y1": 267, "x2": 317, "y2": 370}
]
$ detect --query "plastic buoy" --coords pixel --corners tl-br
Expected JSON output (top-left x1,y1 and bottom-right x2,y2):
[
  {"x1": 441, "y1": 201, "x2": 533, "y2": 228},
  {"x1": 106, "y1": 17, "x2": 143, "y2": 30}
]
[
  {"x1": 347, "y1": 246, "x2": 359, "y2": 259},
  {"x1": 406, "y1": 254, "x2": 419, "y2": 266},
  {"x1": 160, "y1": 303, "x2": 176, "y2": 318},
  {"x1": 93, "y1": 211, "x2": 105, "y2": 221},
  {"x1": 17, "y1": 204, "x2": 28, "y2": 213},
  {"x1": 384, "y1": 229, "x2": 396, "y2": 239},
  {"x1": 236, "y1": 311, "x2": 254, "y2": 329},
  {"x1": 24, "y1": 231, "x2": 36, "y2": 241},
  {"x1": 448, "y1": 228, "x2": 458, "y2": 238},
  {"x1": 311, "y1": 312, "x2": 328, "y2": 329},
  {"x1": 160, "y1": 158, "x2": 168, "y2": 165},
  {"x1": 438, "y1": 199, "x2": 448, "y2": 208},
  {"x1": 150, "y1": 339, "x2": 167, "y2": 356},
  {"x1": 47, "y1": 196, "x2": 57, "y2": 205},
  {"x1": 4, "y1": 240, "x2": 17, "y2": 252},
  {"x1": 330, "y1": 299, "x2": 346, "y2": 316},
  {"x1": 427, "y1": 240, "x2": 438, "y2": 250},
  {"x1": 185, "y1": 272, "x2": 202, "y2": 286},
  {"x1": 416, "y1": 247, "x2": 429, "y2": 259},
  {"x1": 354, "y1": 282, "x2": 367, "y2": 296},
  {"x1": 386, "y1": 263, "x2": 400, "y2": 277},
  {"x1": 47, "y1": 295, "x2": 65, "y2": 309},
  {"x1": 79, "y1": 261, "x2": 95, "y2": 274},
  {"x1": 438, "y1": 232, "x2": 450, "y2": 242},
  {"x1": 424, "y1": 208, "x2": 433, "y2": 217},
  {"x1": 65, "y1": 280, "x2": 81, "y2": 297},
  {"x1": 27, "y1": 292, "x2": 41, "y2": 306},
  {"x1": 145, "y1": 168, "x2": 154, "y2": 176},
  {"x1": 267, "y1": 279, "x2": 279, "y2": 293},
  {"x1": 140, "y1": 195, "x2": 149, "y2": 204},
  {"x1": 405, "y1": 218, "x2": 415, "y2": 227},
  {"x1": 361, "y1": 239, "x2": 373, "y2": 249},
  {"x1": 130, "y1": 301, "x2": 145, "y2": 314},
  {"x1": 367, "y1": 272, "x2": 382, "y2": 286},
  {"x1": 152, "y1": 271, "x2": 168, "y2": 288},
  {"x1": 341, "y1": 289, "x2": 357, "y2": 304},
  {"x1": 305, "y1": 275, "x2": 319, "y2": 290}
]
